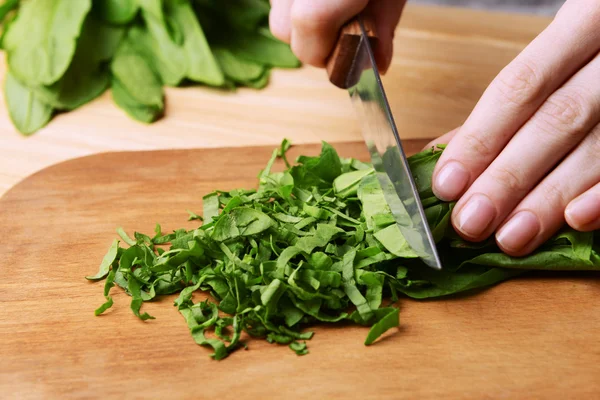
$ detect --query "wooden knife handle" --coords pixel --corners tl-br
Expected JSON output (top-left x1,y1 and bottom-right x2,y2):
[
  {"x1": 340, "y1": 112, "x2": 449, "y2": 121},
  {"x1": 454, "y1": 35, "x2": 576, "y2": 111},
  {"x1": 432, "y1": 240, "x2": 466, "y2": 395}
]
[{"x1": 326, "y1": 15, "x2": 378, "y2": 89}]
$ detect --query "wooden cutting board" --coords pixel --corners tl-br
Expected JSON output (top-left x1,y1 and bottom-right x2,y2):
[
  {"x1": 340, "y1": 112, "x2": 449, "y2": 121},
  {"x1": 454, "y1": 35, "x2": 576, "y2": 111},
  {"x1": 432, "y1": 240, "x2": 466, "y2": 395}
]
[{"x1": 1, "y1": 141, "x2": 599, "y2": 399}]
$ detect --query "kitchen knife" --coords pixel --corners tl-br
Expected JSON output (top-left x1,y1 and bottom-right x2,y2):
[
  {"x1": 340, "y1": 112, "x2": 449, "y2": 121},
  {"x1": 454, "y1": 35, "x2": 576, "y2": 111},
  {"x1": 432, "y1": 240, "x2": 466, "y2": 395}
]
[{"x1": 327, "y1": 15, "x2": 442, "y2": 270}]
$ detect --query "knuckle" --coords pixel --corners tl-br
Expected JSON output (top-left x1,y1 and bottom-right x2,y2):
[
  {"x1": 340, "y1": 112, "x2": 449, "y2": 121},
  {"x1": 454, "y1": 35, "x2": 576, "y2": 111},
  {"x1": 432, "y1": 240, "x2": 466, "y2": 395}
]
[
  {"x1": 489, "y1": 165, "x2": 528, "y2": 194},
  {"x1": 463, "y1": 133, "x2": 496, "y2": 159},
  {"x1": 290, "y1": 2, "x2": 330, "y2": 33},
  {"x1": 270, "y1": 23, "x2": 290, "y2": 43},
  {"x1": 494, "y1": 59, "x2": 544, "y2": 107},
  {"x1": 587, "y1": 125, "x2": 600, "y2": 157},
  {"x1": 538, "y1": 180, "x2": 568, "y2": 208},
  {"x1": 290, "y1": 41, "x2": 323, "y2": 66},
  {"x1": 578, "y1": 2, "x2": 600, "y2": 31},
  {"x1": 536, "y1": 88, "x2": 591, "y2": 136}
]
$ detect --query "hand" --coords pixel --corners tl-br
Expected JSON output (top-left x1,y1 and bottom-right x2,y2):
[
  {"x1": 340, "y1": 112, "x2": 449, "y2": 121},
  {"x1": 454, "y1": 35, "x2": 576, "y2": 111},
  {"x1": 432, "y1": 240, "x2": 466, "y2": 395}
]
[
  {"x1": 428, "y1": 0, "x2": 600, "y2": 256},
  {"x1": 269, "y1": 0, "x2": 406, "y2": 73}
]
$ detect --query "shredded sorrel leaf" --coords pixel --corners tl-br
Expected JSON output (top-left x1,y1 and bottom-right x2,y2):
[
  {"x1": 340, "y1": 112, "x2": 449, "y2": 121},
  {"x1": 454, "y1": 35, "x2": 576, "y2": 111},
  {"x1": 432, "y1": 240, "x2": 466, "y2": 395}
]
[{"x1": 89, "y1": 140, "x2": 600, "y2": 360}]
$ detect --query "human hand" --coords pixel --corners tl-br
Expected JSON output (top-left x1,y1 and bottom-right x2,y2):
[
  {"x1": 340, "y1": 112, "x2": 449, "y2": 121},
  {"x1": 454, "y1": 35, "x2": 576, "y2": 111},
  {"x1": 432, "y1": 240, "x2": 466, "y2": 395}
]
[
  {"x1": 269, "y1": 0, "x2": 406, "y2": 73},
  {"x1": 428, "y1": 0, "x2": 600, "y2": 256}
]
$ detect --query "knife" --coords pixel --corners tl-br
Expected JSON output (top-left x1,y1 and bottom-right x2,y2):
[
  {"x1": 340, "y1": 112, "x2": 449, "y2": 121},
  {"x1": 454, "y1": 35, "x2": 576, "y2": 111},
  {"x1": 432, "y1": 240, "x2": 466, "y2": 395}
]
[{"x1": 326, "y1": 15, "x2": 442, "y2": 270}]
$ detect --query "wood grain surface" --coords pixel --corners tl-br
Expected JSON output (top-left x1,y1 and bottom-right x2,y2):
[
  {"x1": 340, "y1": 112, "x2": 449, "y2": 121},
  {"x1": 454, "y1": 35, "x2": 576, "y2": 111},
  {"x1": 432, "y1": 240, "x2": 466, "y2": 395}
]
[
  {"x1": 1, "y1": 142, "x2": 599, "y2": 400},
  {"x1": 0, "y1": 5, "x2": 552, "y2": 196}
]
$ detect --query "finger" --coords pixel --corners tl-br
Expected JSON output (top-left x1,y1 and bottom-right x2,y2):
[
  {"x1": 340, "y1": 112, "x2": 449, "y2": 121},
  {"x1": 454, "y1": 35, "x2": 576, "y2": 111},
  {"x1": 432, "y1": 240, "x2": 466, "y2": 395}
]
[
  {"x1": 270, "y1": 0, "x2": 294, "y2": 43},
  {"x1": 565, "y1": 182, "x2": 600, "y2": 232},
  {"x1": 364, "y1": 0, "x2": 406, "y2": 74},
  {"x1": 495, "y1": 123, "x2": 600, "y2": 255},
  {"x1": 431, "y1": 0, "x2": 600, "y2": 201},
  {"x1": 422, "y1": 127, "x2": 460, "y2": 151},
  {"x1": 290, "y1": 0, "x2": 368, "y2": 67},
  {"x1": 451, "y1": 51, "x2": 600, "y2": 243}
]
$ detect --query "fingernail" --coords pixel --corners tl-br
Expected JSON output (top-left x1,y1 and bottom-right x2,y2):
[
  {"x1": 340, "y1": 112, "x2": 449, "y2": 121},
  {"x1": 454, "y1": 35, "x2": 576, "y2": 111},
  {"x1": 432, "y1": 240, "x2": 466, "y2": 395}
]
[
  {"x1": 565, "y1": 193, "x2": 600, "y2": 228},
  {"x1": 434, "y1": 161, "x2": 470, "y2": 201},
  {"x1": 496, "y1": 211, "x2": 540, "y2": 252},
  {"x1": 456, "y1": 194, "x2": 496, "y2": 238}
]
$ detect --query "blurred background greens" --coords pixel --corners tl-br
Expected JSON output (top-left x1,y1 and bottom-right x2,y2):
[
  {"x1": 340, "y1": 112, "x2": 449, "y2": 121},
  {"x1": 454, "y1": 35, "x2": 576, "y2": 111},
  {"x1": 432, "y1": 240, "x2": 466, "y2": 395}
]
[
  {"x1": 0, "y1": 0, "x2": 300, "y2": 136},
  {"x1": 0, "y1": 0, "x2": 564, "y2": 137}
]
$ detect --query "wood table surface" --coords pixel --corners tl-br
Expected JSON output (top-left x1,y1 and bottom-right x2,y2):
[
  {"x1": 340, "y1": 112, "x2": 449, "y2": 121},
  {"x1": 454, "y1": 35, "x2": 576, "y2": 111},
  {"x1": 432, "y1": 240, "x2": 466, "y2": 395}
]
[
  {"x1": 0, "y1": 5, "x2": 552, "y2": 196},
  {"x1": 1, "y1": 142, "x2": 599, "y2": 399}
]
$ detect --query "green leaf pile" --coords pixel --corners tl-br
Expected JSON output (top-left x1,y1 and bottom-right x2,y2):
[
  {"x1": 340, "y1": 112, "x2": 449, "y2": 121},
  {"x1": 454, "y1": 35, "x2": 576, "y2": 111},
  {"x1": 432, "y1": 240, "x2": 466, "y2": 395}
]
[
  {"x1": 88, "y1": 141, "x2": 600, "y2": 360},
  {"x1": 1, "y1": 0, "x2": 299, "y2": 135}
]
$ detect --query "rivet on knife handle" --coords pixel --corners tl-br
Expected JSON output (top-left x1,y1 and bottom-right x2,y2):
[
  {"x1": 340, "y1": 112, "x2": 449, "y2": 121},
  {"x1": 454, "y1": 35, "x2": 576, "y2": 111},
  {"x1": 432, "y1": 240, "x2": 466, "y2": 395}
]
[{"x1": 326, "y1": 16, "x2": 378, "y2": 89}]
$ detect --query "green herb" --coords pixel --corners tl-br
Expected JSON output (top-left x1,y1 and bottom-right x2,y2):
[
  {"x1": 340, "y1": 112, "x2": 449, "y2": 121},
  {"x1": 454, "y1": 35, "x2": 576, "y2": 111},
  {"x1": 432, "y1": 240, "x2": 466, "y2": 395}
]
[
  {"x1": 110, "y1": 34, "x2": 164, "y2": 112},
  {"x1": 2, "y1": 0, "x2": 299, "y2": 134},
  {"x1": 89, "y1": 140, "x2": 600, "y2": 360},
  {"x1": 187, "y1": 210, "x2": 203, "y2": 222},
  {"x1": 4, "y1": 0, "x2": 92, "y2": 86},
  {"x1": 96, "y1": 0, "x2": 139, "y2": 25},
  {"x1": 0, "y1": 0, "x2": 18, "y2": 49},
  {"x1": 4, "y1": 71, "x2": 53, "y2": 136},
  {"x1": 33, "y1": 15, "x2": 124, "y2": 111},
  {"x1": 289, "y1": 341, "x2": 309, "y2": 355}
]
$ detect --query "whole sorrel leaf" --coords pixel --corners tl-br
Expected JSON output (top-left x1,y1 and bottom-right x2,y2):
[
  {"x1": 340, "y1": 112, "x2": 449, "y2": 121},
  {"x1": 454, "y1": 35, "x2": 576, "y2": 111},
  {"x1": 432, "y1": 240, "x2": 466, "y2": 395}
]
[
  {"x1": 111, "y1": 37, "x2": 164, "y2": 108},
  {"x1": 167, "y1": 0, "x2": 224, "y2": 86},
  {"x1": 3, "y1": 0, "x2": 300, "y2": 135},
  {"x1": 213, "y1": 47, "x2": 266, "y2": 84},
  {"x1": 33, "y1": 15, "x2": 124, "y2": 111},
  {"x1": 4, "y1": 72, "x2": 53, "y2": 135},
  {"x1": 224, "y1": 30, "x2": 300, "y2": 68},
  {"x1": 111, "y1": 77, "x2": 163, "y2": 123},
  {"x1": 95, "y1": 0, "x2": 139, "y2": 25},
  {"x1": 395, "y1": 265, "x2": 525, "y2": 299},
  {"x1": 136, "y1": 0, "x2": 187, "y2": 86},
  {"x1": 4, "y1": 0, "x2": 92, "y2": 86}
]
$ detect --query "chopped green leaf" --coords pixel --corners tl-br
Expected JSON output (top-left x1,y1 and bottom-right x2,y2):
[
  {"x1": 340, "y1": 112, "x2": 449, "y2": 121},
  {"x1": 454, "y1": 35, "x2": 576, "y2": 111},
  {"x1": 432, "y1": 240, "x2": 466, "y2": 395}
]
[
  {"x1": 88, "y1": 140, "x2": 600, "y2": 361},
  {"x1": 364, "y1": 307, "x2": 399, "y2": 345},
  {"x1": 86, "y1": 239, "x2": 119, "y2": 280},
  {"x1": 289, "y1": 341, "x2": 309, "y2": 356}
]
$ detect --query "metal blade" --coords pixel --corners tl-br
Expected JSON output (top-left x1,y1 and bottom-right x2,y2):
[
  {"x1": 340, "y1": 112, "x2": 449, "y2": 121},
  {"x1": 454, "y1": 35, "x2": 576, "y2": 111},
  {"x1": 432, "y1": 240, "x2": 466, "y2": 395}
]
[{"x1": 346, "y1": 18, "x2": 442, "y2": 270}]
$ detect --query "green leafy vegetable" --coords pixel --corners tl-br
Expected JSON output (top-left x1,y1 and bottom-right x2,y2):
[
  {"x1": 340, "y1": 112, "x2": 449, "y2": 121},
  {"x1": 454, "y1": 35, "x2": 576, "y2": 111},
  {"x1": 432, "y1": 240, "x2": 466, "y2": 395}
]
[
  {"x1": 0, "y1": 0, "x2": 18, "y2": 49},
  {"x1": 111, "y1": 77, "x2": 163, "y2": 123},
  {"x1": 362, "y1": 307, "x2": 400, "y2": 345},
  {"x1": 0, "y1": 0, "x2": 18, "y2": 22},
  {"x1": 289, "y1": 341, "x2": 309, "y2": 355},
  {"x1": 89, "y1": 140, "x2": 600, "y2": 360},
  {"x1": 223, "y1": 30, "x2": 301, "y2": 68},
  {"x1": 2, "y1": 0, "x2": 300, "y2": 135},
  {"x1": 4, "y1": 72, "x2": 53, "y2": 136},
  {"x1": 168, "y1": 0, "x2": 224, "y2": 86},
  {"x1": 95, "y1": 0, "x2": 139, "y2": 25},
  {"x1": 33, "y1": 14, "x2": 124, "y2": 111},
  {"x1": 4, "y1": 0, "x2": 92, "y2": 86},
  {"x1": 86, "y1": 239, "x2": 120, "y2": 281},
  {"x1": 187, "y1": 210, "x2": 203, "y2": 221},
  {"x1": 111, "y1": 35, "x2": 164, "y2": 114}
]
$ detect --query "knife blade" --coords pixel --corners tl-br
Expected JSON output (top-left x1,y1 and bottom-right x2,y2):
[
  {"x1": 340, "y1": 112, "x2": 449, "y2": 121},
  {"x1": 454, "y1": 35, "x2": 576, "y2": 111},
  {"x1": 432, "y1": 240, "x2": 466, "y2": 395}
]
[{"x1": 327, "y1": 15, "x2": 442, "y2": 270}]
